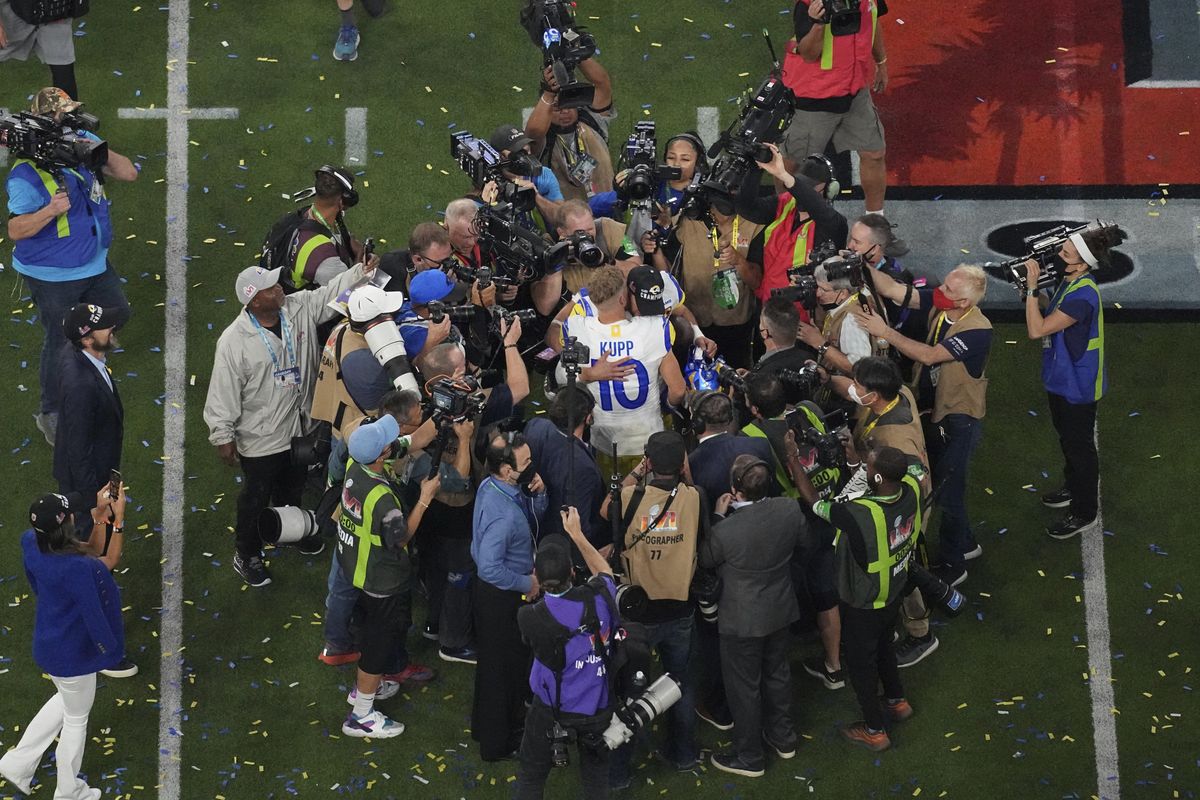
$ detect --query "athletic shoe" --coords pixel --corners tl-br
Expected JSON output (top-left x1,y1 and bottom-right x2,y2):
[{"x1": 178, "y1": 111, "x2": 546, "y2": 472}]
[
  {"x1": 34, "y1": 411, "x2": 57, "y2": 447},
  {"x1": 710, "y1": 751, "x2": 764, "y2": 778},
  {"x1": 318, "y1": 645, "x2": 360, "y2": 666},
  {"x1": 801, "y1": 655, "x2": 845, "y2": 689},
  {"x1": 422, "y1": 622, "x2": 439, "y2": 641},
  {"x1": 0, "y1": 750, "x2": 34, "y2": 795},
  {"x1": 1047, "y1": 514, "x2": 1096, "y2": 540},
  {"x1": 762, "y1": 733, "x2": 797, "y2": 759},
  {"x1": 1041, "y1": 486, "x2": 1072, "y2": 509},
  {"x1": 296, "y1": 536, "x2": 325, "y2": 556},
  {"x1": 931, "y1": 562, "x2": 967, "y2": 588},
  {"x1": 695, "y1": 703, "x2": 734, "y2": 731},
  {"x1": 342, "y1": 709, "x2": 404, "y2": 738},
  {"x1": 333, "y1": 25, "x2": 360, "y2": 61},
  {"x1": 895, "y1": 634, "x2": 939, "y2": 668},
  {"x1": 655, "y1": 749, "x2": 701, "y2": 771},
  {"x1": 100, "y1": 658, "x2": 139, "y2": 678},
  {"x1": 884, "y1": 698, "x2": 914, "y2": 722},
  {"x1": 233, "y1": 553, "x2": 271, "y2": 587},
  {"x1": 346, "y1": 679, "x2": 401, "y2": 705},
  {"x1": 384, "y1": 663, "x2": 435, "y2": 684},
  {"x1": 439, "y1": 645, "x2": 478, "y2": 665},
  {"x1": 962, "y1": 543, "x2": 983, "y2": 561},
  {"x1": 841, "y1": 721, "x2": 891, "y2": 751}
]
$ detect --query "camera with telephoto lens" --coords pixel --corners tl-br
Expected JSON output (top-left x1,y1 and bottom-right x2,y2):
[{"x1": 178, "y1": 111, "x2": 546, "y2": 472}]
[
  {"x1": 472, "y1": 203, "x2": 571, "y2": 283},
  {"x1": 987, "y1": 223, "x2": 1089, "y2": 293},
  {"x1": 451, "y1": 262, "x2": 518, "y2": 290},
  {"x1": 450, "y1": 131, "x2": 538, "y2": 213},
  {"x1": 562, "y1": 231, "x2": 605, "y2": 267},
  {"x1": 820, "y1": 252, "x2": 867, "y2": 288},
  {"x1": 0, "y1": 110, "x2": 108, "y2": 175},
  {"x1": 777, "y1": 364, "x2": 823, "y2": 402},
  {"x1": 348, "y1": 311, "x2": 420, "y2": 395},
  {"x1": 691, "y1": 570, "x2": 721, "y2": 625},
  {"x1": 906, "y1": 562, "x2": 966, "y2": 616},
  {"x1": 520, "y1": 0, "x2": 599, "y2": 110},
  {"x1": 713, "y1": 358, "x2": 746, "y2": 394},
  {"x1": 425, "y1": 300, "x2": 476, "y2": 325},
  {"x1": 621, "y1": 121, "x2": 682, "y2": 203},
  {"x1": 489, "y1": 306, "x2": 538, "y2": 338},
  {"x1": 822, "y1": 0, "x2": 864, "y2": 36},
  {"x1": 700, "y1": 75, "x2": 795, "y2": 212},
  {"x1": 611, "y1": 581, "x2": 648, "y2": 620},
  {"x1": 771, "y1": 274, "x2": 818, "y2": 310},
  {"x1": 601, "y1": 673, "x2": 682, "y2": 750},
  {"x1": 290, "y1": 423, "x2": 333, "y2": 468}
]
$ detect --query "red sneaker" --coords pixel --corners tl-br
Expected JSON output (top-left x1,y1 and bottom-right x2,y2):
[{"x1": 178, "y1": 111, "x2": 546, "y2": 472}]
[
  {"x1": 841, "y1": 721, "x2": 891, "y2": 751},
  {"x1": 318, "y1": 645, "x2": 360, "y2": 666},
  {"x1": 884, "y1": 698, "x2": 914, "y2": 722},
  {"x1": 385, "y1": 663, "x2": 435, "y2": 684}
]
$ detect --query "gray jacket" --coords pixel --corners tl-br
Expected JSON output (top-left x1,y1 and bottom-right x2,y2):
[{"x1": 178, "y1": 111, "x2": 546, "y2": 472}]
[{"x1": 700, "y1": 498, "x2": 808, "y2": 638}]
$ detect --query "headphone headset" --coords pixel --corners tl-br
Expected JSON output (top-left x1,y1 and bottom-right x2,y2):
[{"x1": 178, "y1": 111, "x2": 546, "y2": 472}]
[
  {"x1": 803, "y1": 154, "x2": 840, "y2": 202},
  {"x1": 315, "y1": 164, "x2": 359, "y2": 208},
  {"x1": 665, "y1": 132, "x2": 709, "y2": 174},
  {"x1": 689, "y1": 390, "x2": 736, "y2": 437},
  {"x1": 731, "y1": 458, "x2": 771, "y2": 494},
  {"x1": 483, "y1": 427, "x2": 522, "y2": 473}
]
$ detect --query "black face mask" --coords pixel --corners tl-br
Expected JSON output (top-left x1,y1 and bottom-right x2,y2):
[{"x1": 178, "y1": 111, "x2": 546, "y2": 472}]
[
  {"x1": 1050, "y1": 254, "x2": 1069, "y2": 273},
  {"x1": 516, "y1": 465, "x2": 536, "y2": 489},
  {"x1": 549, "y1": 122, "x2": 576, "y2": 137},
  {"x1": 820, "y1": 301, "x2": 840, "y2": 311}
]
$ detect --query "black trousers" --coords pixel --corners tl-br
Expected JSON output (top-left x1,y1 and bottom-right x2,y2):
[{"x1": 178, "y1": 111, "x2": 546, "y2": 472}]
[
  {"x1": 694, "y1": 614, "x2": 730, "y2": 720},
  {"x1": 235, "y1": 450, "x2": 305, "y2": 558},
  {"x1": 514, "y1": 700, "x2": 610, "y2": 800},
  {"x1": 705, "y1": 314, "x2": 758, "y2": 371},
  {"x1": 841, "y1": 601, "x2": 904, "y2": 732},
  {"x1": 1046, "y1": 392, "x2": 1099, "y2": 520},
  {"x1": 719, "y1": 626, "x2": 797, "y2": 767},
  {"x1": 472, "y1": 580, "x2": 531, "y2": 760}
]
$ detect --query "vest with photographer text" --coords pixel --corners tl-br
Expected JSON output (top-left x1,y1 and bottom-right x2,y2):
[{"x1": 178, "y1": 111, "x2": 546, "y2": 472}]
[
  {"x1": 10, "y1": 160, "x2": 111, "y2": 269},
  {"x1": 620, "y1": 483, "x2": 700, "y2": 602},
  {"x1": 782, "y1": 0, "x2": 879, "y2": 100}
]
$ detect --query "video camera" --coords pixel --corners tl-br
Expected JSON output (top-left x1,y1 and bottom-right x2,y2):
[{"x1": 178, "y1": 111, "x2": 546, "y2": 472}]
[
  {"x1": 450, "y1": 131, "x2": 538, "y2": 213},
  {"x1": 700, "y1": 74, "x2": 795, "y2": 211},
  {"x1": 472, "y1": 202, "x2": 571, "y2": 283},
  {"x1": 0, "y1": 110, "x2": 108, "y2": 176},
  {"x1": 785, "y1": 406, "x2": 848, "y2": 470},
  {"x1": 822, "y1": 0, "x2": 864, "y2": 36},
  {"x1": 987, "y1": 223, "x2": 1088, "y2": 292},
  {"x1": 621, "y1": 121, "x2": 681, "y2": 203},
  {"x1": 520, "y1": 0, "x2": 599, "y2": 110}
]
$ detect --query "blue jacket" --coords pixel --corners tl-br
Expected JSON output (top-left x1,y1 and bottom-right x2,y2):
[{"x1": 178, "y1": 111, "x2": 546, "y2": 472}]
[
  {"x1": 1043, "y1": 276, "x2": 1106, "y2": 404},
  {"x1": 21, "y1": 531, "x2": 123, "y2": 677},
  {"x1": 53, "y1": 345, "x2": 124, "y2": 506},
  {"x1": 471, "y1": 476, "x2": 548, "y2": 594},
  {"x1": 524, "y1": 417, "x2": 605, "y2": 548},
  {"x1": 9, "y1": 157, "x2": 112, "y2": 270}
]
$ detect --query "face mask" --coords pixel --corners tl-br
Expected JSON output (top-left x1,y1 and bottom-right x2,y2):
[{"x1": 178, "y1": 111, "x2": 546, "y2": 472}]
[
  {"x1": 820, "y1": 301, "x2": 840, "y2": 312},
  {"x1": 932, "y1": 286, "x2": 958, "y2": 311},
  {"x1": 516, "y1": 465, "x2": 536, "y2": 488},
  {"x1": 848, "y1": 384, "x2": 875, "y2": 406},
  {"x1": 549, "y1": 122, "x2": 575, "y2": 136}
]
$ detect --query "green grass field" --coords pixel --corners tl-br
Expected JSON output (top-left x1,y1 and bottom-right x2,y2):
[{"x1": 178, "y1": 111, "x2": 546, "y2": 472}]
[{"x1": 1, "y1": 2, "x2": 1197, "y2": 798}]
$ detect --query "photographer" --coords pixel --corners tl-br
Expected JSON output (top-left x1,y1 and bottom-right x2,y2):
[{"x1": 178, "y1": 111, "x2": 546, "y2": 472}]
[
  {"x1": 204, "y1": 259, "x2": 373, "y2": 588},
  {"x1": 736, "y1": 144, "x2": 848, "y2": 313},
  {"x1": 525, "y1": 56, "x2": 616, "y2": 202},
  {"x1": 375, "y1": 221, "x2": 455, "y2": 295},
  {"x1": 7, "y1": 88, "x2": 137, "y2": 446},
  {"x1": 702, "y1": 456, "x2": 808, "y2": 777},
  {"x1": 554, "y1": 199, "x2": 639, "y2": 296},
  {"x1": 284, "y1": 165, "x2": 375, "y2": 290},
  {"x1": 396, "y1": 270, "x2": 466, "y2": 357},
  {"x1": 750, "y1": 297, "x2": 819, "y2": 403},
  {"x1": 854, "y1": 266, "x2": 992, "y2": 584},
  {"x1": 846, "y1": 213, "x2": 925, "y2": 350},
  {"x1": 781, "y1": 0, "x2": 890, "y2": 215},
  {"x1": 589, "y1": 130, "x2": 705, "y2": 222},
  {"x1": 797, "y1": 255, "x2": 885, "y2": 376},
  {"x1": 1022, "y1": 225, "x2": 1123, "y2": 540},
  {"x1": 514, "y1": 513, "x2": 617, "y2": 799},
  {"x1": 604, "y1": 431, "x2": 703, "y2": 781}
]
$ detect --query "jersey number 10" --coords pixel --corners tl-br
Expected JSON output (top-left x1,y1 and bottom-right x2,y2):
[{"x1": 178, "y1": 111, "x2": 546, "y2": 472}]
[{"x1": 595, "y1": 358, "x2": 650, "y2": 411}]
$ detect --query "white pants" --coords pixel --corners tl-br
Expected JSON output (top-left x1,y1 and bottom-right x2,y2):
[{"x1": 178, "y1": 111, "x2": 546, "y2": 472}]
[{"x1": 0, "y1": 673, "x2": 97, "y2": 799}]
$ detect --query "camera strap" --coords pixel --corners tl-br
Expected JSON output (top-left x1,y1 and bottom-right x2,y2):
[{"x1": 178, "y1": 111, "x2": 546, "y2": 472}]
[{"x1": 622, "y1": 484, "x2": 680, "y2": 551}]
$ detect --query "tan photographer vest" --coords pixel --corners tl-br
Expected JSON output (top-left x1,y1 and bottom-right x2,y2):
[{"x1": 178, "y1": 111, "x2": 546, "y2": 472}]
[
  {"x1": 916, "y1": 307, "x2": 991, "y2": 423},
  {"x1": 619, "y1": 483, "x2": 700, "y2": 602},
  {"x1": 311, "y1": 321, "x2": 370, "y2": 437}
]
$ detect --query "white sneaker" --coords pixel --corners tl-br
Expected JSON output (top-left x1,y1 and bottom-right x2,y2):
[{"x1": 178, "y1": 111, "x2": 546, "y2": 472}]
[
  {"x1": 0, "y1": 751, "x2": 33, "y2": 795},
  {"x1": 346, "y1": 679, "x2": 400, "y2": 705},
  {"x1": 962, "y1": 544, "x2": 983, "y2": 561},
  {"x1": 342, "y1": 709, "x2": 404, "y2": 738}
]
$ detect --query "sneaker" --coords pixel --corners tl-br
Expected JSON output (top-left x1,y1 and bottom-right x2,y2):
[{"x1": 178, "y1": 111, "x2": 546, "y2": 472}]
[
  {"x1": 841, "y1": 721, "x2": 891, "y2": 751},
  {"x1": 762, "y1": 733, "x2": 797, "y2": 759},
  {"x1": 296, "y1": 536, "x2": 325, "y2": 556},
  {"x1": 100, "y1": 658, "x2": 139, "y2": 678},
  {"x1": 0, "y1": 751, "x2": 34, "y2": 795},
  {"x1": 931, "y1": 562, "x2": 967, "y2": 588},
  {"x1": 695, "y1": 703, "x2": 734, "y2": 731},
  {"x1": 1047, "y1": 514, "x2": 1096, "y2": 540},
  {"x1": 422, "y1": 622, "x2": 439, "y2": 642},
  {"x1": 801, "y1": 656, "x2": 845, "y2": 690},
  {"x1": 710, "y1": 751, "x2": 764, "y2": 778},
  {"x1": 895, "y1": 634, "x2": 939, "y2": 668},
  {"x1": 884, "y1": 698, "x2": 914, "y2": 723},
  {"x1": 342, "y1": 709, "x2": 404, "y2": 738},
  {"x1": 438, "y1": 645, "x2": 478, "y2": 665},
  {"x1": 346, "y1": 679, "x2": 401, "y2": 705},
  {"x1": 233, "y1": 553, "x2": 271, "y2": 587},
  {"x1": 655, "y1": 749, "x2": 700, "y2": 771},
  {"x1": 34, "y1": 411, "x2": 57, "y2": 447},
  {"x1": 1041, "y1": 486, "x2": 1072, "y2": 509},
  {"x1": 962, "y1": 543, "x2": 983, "y2": 561},
  {"x1": 333, "y1": 24, "x2": 360, "y2": 61},
  {"x1": 384, "y1": 663, "x2": 435, "y2": 684},
  {"x1": 318, "y1": 645, "x2": 360, "y2": 666}
]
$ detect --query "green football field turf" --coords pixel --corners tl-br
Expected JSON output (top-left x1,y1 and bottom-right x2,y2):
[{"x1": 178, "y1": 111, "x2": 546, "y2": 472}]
[{"x1": 1, "y1": 2, "x2": 1197, "y2": 798}]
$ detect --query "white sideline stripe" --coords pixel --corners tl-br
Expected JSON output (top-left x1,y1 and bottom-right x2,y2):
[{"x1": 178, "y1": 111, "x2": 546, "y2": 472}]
[
  {"x1": 118, "y1": 107, "x2": 239, "y2": 120},
  {"x1": 696, "y1": 106, "x2": 719, "y2": 151},
  {"x1": 345, "y1": 107, "x2": 368, "y2": 165},
  {"x1": 1084, "y1": 422, "x2": 1120, "y2": 799},
  {"x1": 0, "y1": 108, "x2": 7, "y2": 168},
  {"x1": 850, "y1": 150, "x2": 861, "y2": 189},
  {"x1": 1129, "y1": 79, "x2": 1200, "y2": 88},
  {"x1": 522, "y1": 106, "x2": 534, "y2": 127}
]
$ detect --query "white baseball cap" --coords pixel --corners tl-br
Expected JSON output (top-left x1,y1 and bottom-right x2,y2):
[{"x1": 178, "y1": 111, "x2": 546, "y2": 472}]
[
  {"x1": 348, "y1": 285, "x2": 406, "y2": 323},
  {"x1": 235, "y1": 266, "x2": 282, "y2": 305}
]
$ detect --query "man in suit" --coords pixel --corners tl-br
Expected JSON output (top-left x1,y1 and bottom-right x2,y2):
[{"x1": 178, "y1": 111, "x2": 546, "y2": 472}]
[
  {"x1": 701, "y1": 455, "x2": 812, "y2": 778},
  {"x1": 687, "y1": 390, "x2": 779, "y2": 516},
  {"x1": 53, "y1": 302, "x2": 137, "y2": 678}
]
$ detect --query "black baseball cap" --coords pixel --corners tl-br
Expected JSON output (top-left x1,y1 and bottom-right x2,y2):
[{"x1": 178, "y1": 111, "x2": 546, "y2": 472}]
[
  {"x1": 489, "y1": 124, "x2": 534, "y2": 156},
  {"x1": 645, "y1": 430, "x2": 686, "y2": 475},
  {"x1": 29, "y1": 492, "x2": 84, "y2": 534},
  {"x1": 627, "y1": 265, "x2": 666, "y2": 316},
  {"x1": 535, "y1": 534, "x2": 574, "y2": 588},
  {"x1": 62, "y1": 303, "x2": 124, "y2": 343}
]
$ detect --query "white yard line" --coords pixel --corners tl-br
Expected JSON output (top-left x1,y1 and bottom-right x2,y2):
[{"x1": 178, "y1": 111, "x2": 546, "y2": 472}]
[
  {"x1": 696, "y1": 106, "x2": 719, "y2": 151},
  {"x1": 345, "y1": 107, "x2": 368, "y2": 166}
]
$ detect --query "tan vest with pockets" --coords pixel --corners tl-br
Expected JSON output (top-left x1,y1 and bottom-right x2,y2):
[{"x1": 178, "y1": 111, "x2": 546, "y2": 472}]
[{"x1": 619, "y1": 483, "x2": 700, "y2": 602}]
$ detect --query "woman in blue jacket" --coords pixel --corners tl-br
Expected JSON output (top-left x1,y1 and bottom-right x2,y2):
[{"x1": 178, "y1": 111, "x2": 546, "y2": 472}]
[{"x1": 0, "y1": 485, "x2": 125, "y2": 800}]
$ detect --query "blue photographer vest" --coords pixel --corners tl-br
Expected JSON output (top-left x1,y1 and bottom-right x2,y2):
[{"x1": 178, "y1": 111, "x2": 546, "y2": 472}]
[
  {"x1": 1042, "y1": 276, "x2": 1106, "y2": 404},
  {"x1": 10, "y1": 159, "x2": 112, "y2": 270}
]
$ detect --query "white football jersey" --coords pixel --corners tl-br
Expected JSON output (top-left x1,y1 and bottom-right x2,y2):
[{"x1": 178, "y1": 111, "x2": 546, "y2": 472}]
[{"x1": 559, "y1": 314, "x2": 675, "y2": 457}]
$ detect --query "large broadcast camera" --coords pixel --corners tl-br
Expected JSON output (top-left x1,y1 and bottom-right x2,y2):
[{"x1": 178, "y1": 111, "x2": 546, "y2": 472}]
[
  {"x1": 822, "y1": 0, "x2": 865, "y2": 37},
  {"x1": 986, "y1": 223, "x2": 1089, "y2": 293},
  {"x1": 520, "y1": 0, "x2": 599, "y2": 109},
  {"x1": 422, "y1": 375, "x2": 488, "y2": 480},
  {"x1": 0, "y1": 110, "x2": 108, "y2": 177},
  {"x1": 621, "y1": 121, "x2": 681, "y2": 203},
  {"x1": 450, "y1": 131, "x2": 538, "y2": 213},
  {"x1": 473, "y1": 202, "x2": 571, "y2": 283}
]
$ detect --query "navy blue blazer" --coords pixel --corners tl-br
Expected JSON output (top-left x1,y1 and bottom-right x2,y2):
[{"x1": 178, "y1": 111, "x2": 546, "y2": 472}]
[
  {"x1": 688, "y1": 432, "x2": 780, "y2": 515},
  {"x1": 53, "y1": 345, "x2": 124, "y2": 502}
]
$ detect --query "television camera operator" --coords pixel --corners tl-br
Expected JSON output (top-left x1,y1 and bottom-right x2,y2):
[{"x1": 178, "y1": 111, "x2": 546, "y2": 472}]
[
  {"x1": 797, "y1": 253, "x2": 887, "y2": 376},
  {"x1": 488, "y1": 123, "x2": 566, "y2": 230},
  {"x1": 4, "y1": 88, "x2": 138, "y2": 446},
  {"x1": 846, "y1": 213, "x2": 925, "y2": 355}
]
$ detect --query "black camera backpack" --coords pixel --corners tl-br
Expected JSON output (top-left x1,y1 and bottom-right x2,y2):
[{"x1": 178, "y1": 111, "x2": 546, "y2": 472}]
[{"x1": 10, "y1": 0, "x2": 90, "y2": 25}]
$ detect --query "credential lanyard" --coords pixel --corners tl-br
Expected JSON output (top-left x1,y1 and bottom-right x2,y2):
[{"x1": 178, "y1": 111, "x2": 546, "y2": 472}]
[
  {"x1": 248, "y1": 311, "x2": 296, "y2": 372},
  {"x1": 710, "y1": 217, "x2": 740, "y2": 268},
  {"x1": 860, "y1": 395, "x2": 900, "y2": 441}
]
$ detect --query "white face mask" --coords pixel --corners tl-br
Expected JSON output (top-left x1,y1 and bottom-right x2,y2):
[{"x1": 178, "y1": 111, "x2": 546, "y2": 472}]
[{"x1": 848, "y1": 384, "x2": 875, "y2": 406}]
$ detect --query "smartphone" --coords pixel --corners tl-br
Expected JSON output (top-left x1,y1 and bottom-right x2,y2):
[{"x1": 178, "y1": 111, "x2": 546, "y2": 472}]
[{"x1": 108, "y1": 469, "x2": 122, "y2": 499}]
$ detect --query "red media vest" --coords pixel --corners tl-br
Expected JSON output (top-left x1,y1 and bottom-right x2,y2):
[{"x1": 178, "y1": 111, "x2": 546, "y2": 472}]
[{"x1": 782, "y1": 0, "x2": 878, "y2": 100}]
